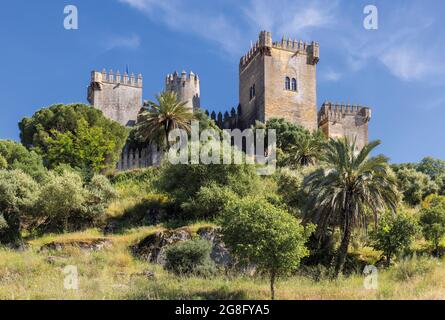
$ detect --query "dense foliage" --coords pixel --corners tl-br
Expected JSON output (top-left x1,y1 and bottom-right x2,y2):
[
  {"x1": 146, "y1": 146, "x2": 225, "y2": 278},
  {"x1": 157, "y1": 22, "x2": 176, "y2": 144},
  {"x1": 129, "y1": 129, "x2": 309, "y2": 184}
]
[
  {"x1": 0, "y1": 170, "x2": 39, "y2": 244},
  {"x1": 165, "y1": 239, "x2": 214, "y2": 276},
  {"x1": 420, "y1": 199, "x2": 445, "y2": 256},
  {"x1": 304, "y1": 138, "x2": 399, "y2": 275},
  {"x1": 371, "y1": 212, "x2": 418, "y2": 267},
  {"x1": 136, "y1": 91, "x2": 195, "y2": 148},
  {"x1": 0, "y1": 140, "x2": 46, "y2": 181},
  {"x1": 221, "y1": 197, "x2": 313, "y2": 299},
  {"x1": 19, "y1": 104, "x2": 128, "y2": 173}
]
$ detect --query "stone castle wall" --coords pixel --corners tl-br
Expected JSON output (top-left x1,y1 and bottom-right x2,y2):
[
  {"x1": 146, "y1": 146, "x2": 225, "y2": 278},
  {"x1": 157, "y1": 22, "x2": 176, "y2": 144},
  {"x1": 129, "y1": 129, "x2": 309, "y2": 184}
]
[
  {"x1": 318, "y1": 102, "x2": 371, "y2": 151},
  {"x1": 88, "y1": 31, "x2": 373, "y2": 172},
  {"x1": 166, "y1": 71, "x2": 200, "y2": 112},
  {"x1": 87, "y1": 70, "x2": 143, "y2": 126},
  {"x1": 238, "y1": 31, "x2": 319, "y2": 131}
]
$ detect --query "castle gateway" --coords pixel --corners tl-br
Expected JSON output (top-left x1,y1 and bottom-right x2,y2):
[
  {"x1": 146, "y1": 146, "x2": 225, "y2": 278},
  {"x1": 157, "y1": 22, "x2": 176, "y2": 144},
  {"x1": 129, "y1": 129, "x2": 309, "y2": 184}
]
[{"x1": 87, "y1": 31, "x2": 371, "y2": 170}]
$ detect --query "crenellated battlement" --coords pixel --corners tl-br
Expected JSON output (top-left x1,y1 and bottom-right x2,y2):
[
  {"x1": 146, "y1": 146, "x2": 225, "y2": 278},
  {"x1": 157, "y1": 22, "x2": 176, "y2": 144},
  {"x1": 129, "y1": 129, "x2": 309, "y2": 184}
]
[
  {"x1": 91, "y1": 69, "x2": 143, "y2": 88},
  {"x1": 165, "y1": 70, "x2": 199, "y2": 87},
  {"x1": 240, "y1": 31, "x2": 319, "y2": 70},
  {"x1": 318, "y1": 102, "x2": 371, "y2": 125},
  {"x1": 165, "y1": 71, "x2": 201, "y2": 112}
]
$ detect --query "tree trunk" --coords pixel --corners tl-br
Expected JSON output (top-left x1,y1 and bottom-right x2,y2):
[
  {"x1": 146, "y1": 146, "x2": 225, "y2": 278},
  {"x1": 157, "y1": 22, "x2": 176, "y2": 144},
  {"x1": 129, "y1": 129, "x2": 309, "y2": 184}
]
[
  {"x1": 334, "y1": 214, "x2": 352, "y2": 277},
  {"x1": 270, "y1": 270, "x2": 276, "y2": 300},
  {"x1": 386, "y1": 254, "x2": 391, "y2": 268}
]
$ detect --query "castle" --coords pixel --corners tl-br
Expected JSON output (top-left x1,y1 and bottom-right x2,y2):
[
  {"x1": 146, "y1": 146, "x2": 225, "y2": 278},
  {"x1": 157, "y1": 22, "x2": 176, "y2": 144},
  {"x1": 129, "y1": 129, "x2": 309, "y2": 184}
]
[{"x1": 87, "y1": 31, "x2": 371, "y2": 171}]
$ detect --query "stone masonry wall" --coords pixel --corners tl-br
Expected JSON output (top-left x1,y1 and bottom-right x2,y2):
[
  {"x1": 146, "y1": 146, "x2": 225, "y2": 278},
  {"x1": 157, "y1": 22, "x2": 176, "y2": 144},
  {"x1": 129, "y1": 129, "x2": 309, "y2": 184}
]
[
  {"x1": 88, "y1": 70, "x2": 143, "y2": 126},
  {"x1": 318, "y1": 102, "x2": 372, "y2": 151}
]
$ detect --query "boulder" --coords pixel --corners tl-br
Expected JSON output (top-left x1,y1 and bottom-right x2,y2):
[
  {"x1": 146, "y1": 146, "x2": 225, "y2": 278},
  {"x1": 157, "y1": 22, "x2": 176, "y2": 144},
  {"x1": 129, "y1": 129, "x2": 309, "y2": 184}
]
[
  {"x1": 40, "y1": 238, "x2": 113, "y2": 252},
  {"x1": 132, "y1": 228, "x2": 192, "y2": 264},
  {"x1": 197, "y1": 227, "x2": 233, "y2": 268},
  {"x1": 133, "y1": 226, "x2": 234, "y2": 268}
]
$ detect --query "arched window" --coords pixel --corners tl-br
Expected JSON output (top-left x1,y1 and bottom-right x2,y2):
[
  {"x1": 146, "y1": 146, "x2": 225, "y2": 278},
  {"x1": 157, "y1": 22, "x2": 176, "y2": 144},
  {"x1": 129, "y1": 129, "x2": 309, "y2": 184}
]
[
  {"x1": 291, "y1": 78, "x2": 297, "y2": 91},
  {"x1": 285, "y1": 77, "x2": 290, "y2": 90}
]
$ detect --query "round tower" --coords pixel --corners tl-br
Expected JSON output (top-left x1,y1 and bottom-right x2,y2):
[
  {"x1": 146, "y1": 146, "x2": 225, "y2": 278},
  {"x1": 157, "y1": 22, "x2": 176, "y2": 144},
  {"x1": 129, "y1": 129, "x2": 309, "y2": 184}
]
[{"x1": 165, "y1": 71, "x2": 200, "y2": 112}]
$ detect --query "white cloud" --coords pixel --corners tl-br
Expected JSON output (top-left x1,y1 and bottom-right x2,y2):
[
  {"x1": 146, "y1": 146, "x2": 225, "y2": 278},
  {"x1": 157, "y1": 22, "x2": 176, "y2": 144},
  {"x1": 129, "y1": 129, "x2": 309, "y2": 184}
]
[
  {"x1": 338, "y1": 4, "x2": 445, "y2": 83},
  {"x1": 380, "y1": 48, "x2": 430, "y2": 81},
  {"x1": 104, "y1": 34, "x2": 141, "y2": 51},
  {"x1": 119, "y1": 0, "x2": 337, "y2": 56},
  {"x1": 243, "y1": 0, "x2": 337, "y2": 38},
  {"x1": 119, "y1": 0, "x2": 243, "y2": 56},
  {"x1": 322, "y1": 69, "x2": 342, "y2": 82}
]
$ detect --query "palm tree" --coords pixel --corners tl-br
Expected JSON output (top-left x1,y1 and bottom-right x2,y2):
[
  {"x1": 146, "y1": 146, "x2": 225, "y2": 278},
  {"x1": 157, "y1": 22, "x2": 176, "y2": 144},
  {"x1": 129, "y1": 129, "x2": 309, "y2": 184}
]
[
  {"x1": 288, "y1": 131, "x2": 325, "y2": 167},
  {"x1": 136, "y1": 91, "x2": 195, "y2": 149},
  {"x1": 304, "y1": 137, "x2": 399, "y2": 276}
]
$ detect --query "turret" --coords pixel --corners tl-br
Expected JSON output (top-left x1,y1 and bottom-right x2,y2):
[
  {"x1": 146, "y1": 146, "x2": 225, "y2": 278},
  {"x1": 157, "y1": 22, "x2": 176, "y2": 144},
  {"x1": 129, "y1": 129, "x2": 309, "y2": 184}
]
[{"x1": 165, "y1": 71, "x2": 200, "y2": 112}]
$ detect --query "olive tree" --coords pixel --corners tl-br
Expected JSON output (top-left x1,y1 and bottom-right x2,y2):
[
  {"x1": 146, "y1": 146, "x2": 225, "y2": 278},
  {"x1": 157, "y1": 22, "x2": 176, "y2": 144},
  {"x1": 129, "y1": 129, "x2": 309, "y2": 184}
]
[
  {"x1": 221, "y1": 197, "x2": 313, "y2": 300},
  {"x1": 371, "y1": 213, "x2": 418, "y2": 267},
  {"x1": 420, "y1": 203, "x2": 445, "y2": 256},
  {"x1": 0, "y1": 170, "x2": 39, "y2": 244}
]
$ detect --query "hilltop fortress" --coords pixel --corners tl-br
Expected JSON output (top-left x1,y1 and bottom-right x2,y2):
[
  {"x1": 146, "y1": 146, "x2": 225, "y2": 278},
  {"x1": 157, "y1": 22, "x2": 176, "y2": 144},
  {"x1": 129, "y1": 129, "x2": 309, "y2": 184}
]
[{"x1": 87, "y1": 31, "x2": 371, "y2": 170}]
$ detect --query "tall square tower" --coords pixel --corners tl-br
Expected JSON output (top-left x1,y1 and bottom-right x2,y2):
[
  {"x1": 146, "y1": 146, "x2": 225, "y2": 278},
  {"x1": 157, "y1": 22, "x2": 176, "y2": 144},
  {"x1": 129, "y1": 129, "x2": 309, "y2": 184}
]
[{"x1": 239, "y1": 31, "x2": 319, "y2": 131}]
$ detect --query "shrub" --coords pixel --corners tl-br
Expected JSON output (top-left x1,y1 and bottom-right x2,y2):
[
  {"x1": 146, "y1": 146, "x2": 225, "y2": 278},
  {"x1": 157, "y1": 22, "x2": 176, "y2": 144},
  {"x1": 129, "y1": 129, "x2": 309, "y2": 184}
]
[
  {"x1": 0, "y1": 155, "x2": 7, "y2": 170},
  {"x1": 391, "y1": 255, "x2": 438, "y2": 281},
  {"x1": 156, "y1": 160, "x2": 260, "y2": 211},
  {"x1": 395, "y1": 168, "x2": 438, "y2": 206},
  {"x1": 85, "y1": 174, "x2": 117, "y2": 222},
  {"x1": 36, "y1": 171, "x2": 116, "y2": 232},
  {"x1": 419, "y1": 203, "x2": 445, "y2": 256},
  {"x1": 164, "y1": 239, "x2": 214, "y2": 276},
  {"x1": 181, "y1": 184, "x2": 238, "y2": 219},
  {"x1": 370, "y1": 212, "x2": 418, "y2": 267},
  {"x1": 0, "y1": 170, "x2": 39, "y2": 244},
  {"x1": 275, "y1": 167, "x2": 314, "y2": 216},
  {"x1": 0, "y1": 140, "x2": 46, "y2": 181},
  {"x1": 36, "y1": 170, "x2": 86, "y2": 232},
  {"x1": 221, "y1": 197, "x2": 313, "y2": 300}
]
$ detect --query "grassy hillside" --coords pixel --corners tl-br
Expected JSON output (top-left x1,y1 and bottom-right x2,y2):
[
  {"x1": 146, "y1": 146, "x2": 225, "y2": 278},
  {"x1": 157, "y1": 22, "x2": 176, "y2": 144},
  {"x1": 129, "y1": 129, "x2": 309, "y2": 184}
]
[{"x1": 1, "y1": 225, "x2": 445, "y2": 300}]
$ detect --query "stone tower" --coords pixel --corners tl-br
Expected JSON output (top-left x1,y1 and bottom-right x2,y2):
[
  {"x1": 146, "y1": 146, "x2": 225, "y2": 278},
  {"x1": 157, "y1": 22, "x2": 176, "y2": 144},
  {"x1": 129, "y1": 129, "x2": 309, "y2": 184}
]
[
  {"x1": 87, "y1": 69, "x2": 143, "y2": 126},
  {"x1": 238, "y1": 31, "x2": 319, "y2": 130},
  {"x1": 165, "y1": 71, "x2": 200, "y2": 112},
  {"x1": 318, "y1": 102, "x2": 372, "y2": 151}
]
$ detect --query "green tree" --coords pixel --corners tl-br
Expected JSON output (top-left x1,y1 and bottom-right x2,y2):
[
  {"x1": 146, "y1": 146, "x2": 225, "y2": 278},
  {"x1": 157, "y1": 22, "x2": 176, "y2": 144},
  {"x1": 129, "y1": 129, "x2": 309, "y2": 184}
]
[
  {"x1": 288, "y1": 131, "x2": 325, "y2": 167},
  {"x1": 253, "y1": 118, "x2": 313, "y2": 167},
  {"x1": 371, "y1": 213, "x2": 418, "y2": 267},
  {"x1": 156, "y1": 159, "x2": 260, "y2": 212},
  {"x1": 0, "y1": 170, "x2": 39, "y2": 244},
  {"x1": 395, "y1": 168, "x2": 438, "y2": 206},
  {"x1": 221, "y1": 197, "x2": 313, "y2": 300},
  {"x1": 420, "y1": 202, "x2": 445, "y2": 256},
  {"x1": 19, "y1": 104, "x2": 128, "y2": 173},
  {"x1": 36, "y1": 170, "x2": 86, "y2": 232},
  {"x1": 0, "y1": 140, "x2": 46, "y2": 181},
  {"x1": 304, "y1": 138, "x2": 399, "y2": 276},
  {"x1": 417, "y1": 157, "x2": 445, "y2": 180},
  {"x1": 136, "y1": 91, "x2": 195, "y2": 149},
  {"x1": 0, "y1": 155, "x2": 7, "y2": 170}
]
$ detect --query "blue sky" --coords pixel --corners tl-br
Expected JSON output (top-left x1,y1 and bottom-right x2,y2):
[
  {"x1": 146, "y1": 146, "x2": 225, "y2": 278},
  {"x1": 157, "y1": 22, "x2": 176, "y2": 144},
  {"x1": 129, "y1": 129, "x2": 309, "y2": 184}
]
[{"x1": 0, "y1": 0, "x2": 444, "y2": 163}]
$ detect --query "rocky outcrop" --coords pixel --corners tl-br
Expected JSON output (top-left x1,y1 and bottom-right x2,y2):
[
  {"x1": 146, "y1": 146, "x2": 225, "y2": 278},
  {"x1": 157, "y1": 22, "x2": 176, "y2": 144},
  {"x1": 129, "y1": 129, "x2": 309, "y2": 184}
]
[
  {"x1": 197, "y1": 227, "x2": 233, "y2": 268},
  {"x1": 132, "y1": 227, "x2": 233, "y2": 267},
  {"x1": 40, "y1": 238, "x2": 113, "y2": 252},
  {"x1": 132, "y1": 228, "x2": 192, "y2": 264}
]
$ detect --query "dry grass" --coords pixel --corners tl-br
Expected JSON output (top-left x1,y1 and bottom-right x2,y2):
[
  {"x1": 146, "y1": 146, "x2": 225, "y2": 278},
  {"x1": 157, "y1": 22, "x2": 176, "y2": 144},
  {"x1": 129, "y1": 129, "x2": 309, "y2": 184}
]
[{"x1": 1, "y1": 225, "x2": 445, "y2": 300}]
